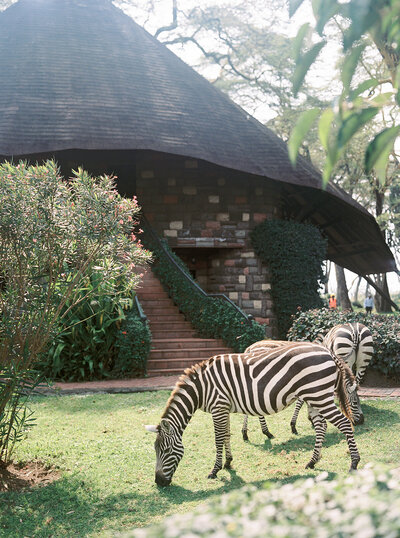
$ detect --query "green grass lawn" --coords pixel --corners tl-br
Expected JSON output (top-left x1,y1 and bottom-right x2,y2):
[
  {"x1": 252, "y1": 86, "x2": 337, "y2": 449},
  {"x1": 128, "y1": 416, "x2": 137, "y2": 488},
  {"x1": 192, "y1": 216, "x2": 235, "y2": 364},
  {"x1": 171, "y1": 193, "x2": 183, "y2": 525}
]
[{"x1": 1, "y1": 392, "x2": 399, "y2": 537}]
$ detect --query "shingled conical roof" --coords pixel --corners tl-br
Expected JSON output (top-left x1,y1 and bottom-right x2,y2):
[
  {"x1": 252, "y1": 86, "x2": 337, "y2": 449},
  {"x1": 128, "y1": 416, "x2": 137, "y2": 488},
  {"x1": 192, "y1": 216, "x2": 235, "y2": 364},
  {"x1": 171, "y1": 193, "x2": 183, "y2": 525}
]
[{"x1": 0, "y1": 0, "x2": 396, "y2": 275}]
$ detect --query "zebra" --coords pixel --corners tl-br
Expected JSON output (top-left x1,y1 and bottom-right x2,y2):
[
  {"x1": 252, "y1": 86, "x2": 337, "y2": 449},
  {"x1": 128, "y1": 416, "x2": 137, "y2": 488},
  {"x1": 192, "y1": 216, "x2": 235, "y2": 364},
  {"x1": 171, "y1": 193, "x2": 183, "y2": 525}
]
[
  {"x1": 241, "y1": 340, "x2": 287, "y2": 441},
  {"x1": 290, "y1": 322, "x2": 373, "y2": 433},
  {"x1": 145, "y1": 342, "x2": 360, "y2": 486},
  {"x1": 317, "y1": 322, "x2": 373, "y2": 385}
]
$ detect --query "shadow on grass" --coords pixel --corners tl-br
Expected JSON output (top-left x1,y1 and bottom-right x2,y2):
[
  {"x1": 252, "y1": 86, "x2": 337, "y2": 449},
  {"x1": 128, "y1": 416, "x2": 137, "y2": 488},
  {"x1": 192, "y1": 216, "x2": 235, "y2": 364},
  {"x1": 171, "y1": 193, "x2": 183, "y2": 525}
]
[
  {"x1": 0, "y1": 463, "x2": 340, "y2": 537},
  {"x1": 156, "y1": 469, "x2": 323, "y2": 505},
  {"x1": 245, "y1": 401, "x2": 399, "y2": 451}
]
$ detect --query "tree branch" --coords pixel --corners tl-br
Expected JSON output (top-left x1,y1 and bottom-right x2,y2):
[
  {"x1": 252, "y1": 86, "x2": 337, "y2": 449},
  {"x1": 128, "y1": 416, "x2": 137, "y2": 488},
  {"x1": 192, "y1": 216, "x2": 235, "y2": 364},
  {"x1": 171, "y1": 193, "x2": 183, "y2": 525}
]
[{"x1": 154, "y1": 0, "x2": 178, "y2": 39}]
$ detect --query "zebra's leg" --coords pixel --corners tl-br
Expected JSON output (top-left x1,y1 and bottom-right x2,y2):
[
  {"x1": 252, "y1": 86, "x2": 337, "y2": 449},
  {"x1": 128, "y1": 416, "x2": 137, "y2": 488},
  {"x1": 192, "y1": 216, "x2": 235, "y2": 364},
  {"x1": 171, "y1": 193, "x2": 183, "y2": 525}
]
[
  {"x1": 224, "y1": 414, "x2": 233, "y2": 469},
  {"x1": 242, "y1": 415, "x2": 249, "y2": 441},
  {"x1": 313, "y1": 401, "x2": 360, "y2": 472},
  {"x1": 290, "y1": 399, "x2": 304, "y2": 434},
  {"x1": 242, "y1": 415, "x2": 274, "y2": 441},
  {"x1": 305, "y1": 407, "x2": 327, "y2": 469},
  {"x1": 259, "y1": 416, "x2": 274, "y2": 439},
  {"x1": 208, "y1": 407, "x2": 230, "y2": 479}
]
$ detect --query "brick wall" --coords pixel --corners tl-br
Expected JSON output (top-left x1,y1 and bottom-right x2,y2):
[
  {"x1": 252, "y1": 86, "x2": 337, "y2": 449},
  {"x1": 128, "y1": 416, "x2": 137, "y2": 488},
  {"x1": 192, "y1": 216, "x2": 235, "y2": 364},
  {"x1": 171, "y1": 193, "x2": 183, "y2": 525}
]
[{"x1": 136, "y1": 152, "x2": 281, "y2": 337}]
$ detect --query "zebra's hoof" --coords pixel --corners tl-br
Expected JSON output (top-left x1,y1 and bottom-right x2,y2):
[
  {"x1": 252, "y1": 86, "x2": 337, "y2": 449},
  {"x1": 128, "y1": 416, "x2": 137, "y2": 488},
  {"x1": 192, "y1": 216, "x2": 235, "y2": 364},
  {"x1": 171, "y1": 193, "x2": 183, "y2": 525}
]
[
  {"x1": 291, "y1": 426, "x2": 298, "y2": 435},
  {"x1": 242, "y1": 432, "x2": 249, "y2": 441},
  {"x1": 265, "y1": 432, "x2": 274, "y2": 439},
  {"x1": 207, "y1": 472, "x2": 217, "y2": 479},
  {"x1": 224, "y1": 460, "x2": 232, "y2": 469},
  {"x1": 349, "y1": 458, "x2": 360, "y2": 472},
  {"x1": 305, "y1": 461, "x2": 315, "y2": 469}
]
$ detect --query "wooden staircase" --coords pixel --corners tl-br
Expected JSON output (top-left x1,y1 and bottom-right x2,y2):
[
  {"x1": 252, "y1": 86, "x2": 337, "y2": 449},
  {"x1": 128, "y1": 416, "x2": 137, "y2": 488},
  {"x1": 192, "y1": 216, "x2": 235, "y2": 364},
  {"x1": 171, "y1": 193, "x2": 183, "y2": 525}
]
[{"x1": 137, "y1": 269, "x2": 233, "y2": 375}]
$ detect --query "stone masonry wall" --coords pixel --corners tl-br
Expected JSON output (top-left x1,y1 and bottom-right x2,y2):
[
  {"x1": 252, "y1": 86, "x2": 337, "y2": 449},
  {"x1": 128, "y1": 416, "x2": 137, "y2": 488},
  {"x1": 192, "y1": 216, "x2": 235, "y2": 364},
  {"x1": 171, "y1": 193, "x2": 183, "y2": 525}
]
[{"x1": 136, "y1": 151, "x2": 281, "y2": 337}]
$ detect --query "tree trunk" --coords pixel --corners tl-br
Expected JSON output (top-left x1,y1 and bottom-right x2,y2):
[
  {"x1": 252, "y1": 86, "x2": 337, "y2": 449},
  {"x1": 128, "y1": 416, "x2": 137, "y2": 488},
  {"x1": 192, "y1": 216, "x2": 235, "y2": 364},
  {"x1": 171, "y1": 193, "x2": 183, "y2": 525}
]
[
  {"x1": 353, "y1": 275, "x2": 362, "y2": 304},
  {"x1": 324, "y1": 260, "x2": 331, "y2": 295},
  {"x1": 374, "y1": 273, "x2": 392, "y2": 313},
  {"x1": 335, "y1": 264, "x2": 353, "y2": 310}
]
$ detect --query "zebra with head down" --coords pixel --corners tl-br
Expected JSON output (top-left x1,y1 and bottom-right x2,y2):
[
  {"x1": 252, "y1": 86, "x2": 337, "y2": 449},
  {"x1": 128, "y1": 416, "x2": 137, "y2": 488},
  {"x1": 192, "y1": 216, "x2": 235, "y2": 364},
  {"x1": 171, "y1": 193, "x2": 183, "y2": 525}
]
[{"x1": 146, "y1": 342, "x2": 360, "y2": 486}]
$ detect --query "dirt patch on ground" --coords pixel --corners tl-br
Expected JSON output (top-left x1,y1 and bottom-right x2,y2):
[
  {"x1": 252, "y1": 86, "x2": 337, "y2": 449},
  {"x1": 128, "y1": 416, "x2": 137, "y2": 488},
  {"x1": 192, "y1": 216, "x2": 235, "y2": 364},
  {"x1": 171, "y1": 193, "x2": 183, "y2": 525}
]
[{"x1": 0, "y1": 461, "x2": 60, "y2": 492}]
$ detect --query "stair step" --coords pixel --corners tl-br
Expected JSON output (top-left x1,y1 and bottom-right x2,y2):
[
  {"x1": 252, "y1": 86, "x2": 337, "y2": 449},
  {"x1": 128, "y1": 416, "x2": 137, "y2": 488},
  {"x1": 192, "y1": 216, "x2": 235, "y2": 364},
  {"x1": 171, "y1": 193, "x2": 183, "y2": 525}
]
[
  {"x1": 147, "y1": 367, "x2": 197, "y2": 376},
  {"x1": 149, "y1": 347, "x2": 229, "y2": 359},
  {"x1": 138, "y1": 269, "x2": 234, "y2": 374},
  {"x1": 143, "y1": 307, "x2": 186, "y2": 321},
  {"x1": 149, "y1": 322, "x2": 193, "y2": 331},
  {"x1": 147, "y1": 358, "x2": 210, "y2": 371},
  {"x1": 150, "y1": 330, "x2": 197, "y2": 338},
  {"x1": 138, "y1": 291, "x2": 168, "y2": 299},
  {"x1": 151, "y1": 338, "x2": 225, "y2": 349},
  {"x1": 139, "y1": 299, "x2": 175, "y2": 307},
  {"x1": 141, "y1": 305, "x2": 178, "y2": 313}
]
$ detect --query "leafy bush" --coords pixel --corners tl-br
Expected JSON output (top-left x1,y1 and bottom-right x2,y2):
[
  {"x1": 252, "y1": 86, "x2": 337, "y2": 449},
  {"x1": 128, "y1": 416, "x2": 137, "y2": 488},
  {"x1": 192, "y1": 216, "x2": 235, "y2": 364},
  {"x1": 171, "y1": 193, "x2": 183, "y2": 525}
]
[
  {"x1": 114, "y1": 309, "x2": 151, "y2": 377},
  {"x1": 142, "y1": 235, "x2": 265, "y2": 352},
  {"x1": 288, "y1": 308, "x2": 400, "y2": 379},
  {"x1": 0, "y1": 160, "x2": 150, "y2": 461},
  {"x1": 250, "y1": 219, "x2": 327, "y2": 338},
  {"x1": 129, "y1": 465, "x2": 400, "y2": 538},
  {"x1": 37, "y1": 270, "x2": 151, "y2": 380}
]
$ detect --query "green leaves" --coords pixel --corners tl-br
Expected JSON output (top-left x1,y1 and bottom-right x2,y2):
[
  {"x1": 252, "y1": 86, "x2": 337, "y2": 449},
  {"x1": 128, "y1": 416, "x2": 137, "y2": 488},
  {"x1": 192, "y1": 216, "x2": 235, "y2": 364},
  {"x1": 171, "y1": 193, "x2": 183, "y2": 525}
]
[
  {"x1": 365, "y1": 125, "x2": 400, "y2": 182},
  {"x1": 337, "y1": 108, "x2": 379, "y2": 150},
  {"x1": 288, "y1": 108, "x2": 320, "y2": 165},
  {"x1": 289, "y1": 0, "x2": 400, "y2": 186},
  {"x1": 292, "y1": 40, "x2": 325, "y2": 96},
  {"x1": 288, "y1": 0, "x2": 306, "y2": 17},
  {"x1": 318, "y1": 108, "x2": 335, "y2": 152},
  {"x1": 292, "y1": 23, "x2": 310, "y2": 62},
  {"x1": 341, "y1": 44, "x2": 366, "y2": 93}
]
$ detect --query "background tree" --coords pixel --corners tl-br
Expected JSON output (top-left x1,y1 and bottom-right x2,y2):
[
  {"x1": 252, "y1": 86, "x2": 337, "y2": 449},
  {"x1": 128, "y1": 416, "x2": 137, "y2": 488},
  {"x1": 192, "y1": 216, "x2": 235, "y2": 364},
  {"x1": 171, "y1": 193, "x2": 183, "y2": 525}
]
[{"x1": 114, "y1": 0, "x2": 400, "y2": 307}]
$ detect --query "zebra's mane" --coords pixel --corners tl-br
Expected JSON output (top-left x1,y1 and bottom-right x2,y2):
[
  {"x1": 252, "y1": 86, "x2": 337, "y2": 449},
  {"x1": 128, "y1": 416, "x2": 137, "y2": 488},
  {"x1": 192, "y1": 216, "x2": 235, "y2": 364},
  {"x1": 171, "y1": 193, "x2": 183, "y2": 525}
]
[{"x1": 161, "y1": 360, "x2": 209, "y2": 418}]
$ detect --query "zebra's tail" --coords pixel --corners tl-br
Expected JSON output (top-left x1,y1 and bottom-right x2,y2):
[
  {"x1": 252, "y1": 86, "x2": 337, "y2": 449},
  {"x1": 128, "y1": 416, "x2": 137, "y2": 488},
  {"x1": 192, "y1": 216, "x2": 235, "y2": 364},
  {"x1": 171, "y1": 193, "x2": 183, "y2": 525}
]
[{"x1": 331, "y1": 353, "x2": 356, "y2": 426}]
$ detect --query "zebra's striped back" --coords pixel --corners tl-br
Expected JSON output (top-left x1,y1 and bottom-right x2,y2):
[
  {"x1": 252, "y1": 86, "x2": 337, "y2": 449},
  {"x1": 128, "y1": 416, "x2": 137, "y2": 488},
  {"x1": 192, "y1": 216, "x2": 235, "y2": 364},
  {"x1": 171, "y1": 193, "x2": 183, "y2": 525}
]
[
  {"x1": 320, "y1": 322, "x2": 373, "y2": 384},
  {"x1": 196, "y1": 344, "x2": 338, "y2": 416}
]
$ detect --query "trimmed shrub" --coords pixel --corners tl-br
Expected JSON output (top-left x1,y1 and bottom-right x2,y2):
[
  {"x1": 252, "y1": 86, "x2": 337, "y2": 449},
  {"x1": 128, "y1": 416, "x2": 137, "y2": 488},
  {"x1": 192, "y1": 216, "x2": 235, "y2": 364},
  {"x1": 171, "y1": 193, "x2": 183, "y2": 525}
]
[
  {"x1": 142, "y1": 235, "x2": 265, "y2": 352},
  {"x1": 288, "y1": 308, "x2": 400, "y2": 379},
  {"x1": 129, "y1": 466, "x2": 400, "y2": 538},
  {"x1": 250, "y1": 220, "x2": 327, "y2": 338}
]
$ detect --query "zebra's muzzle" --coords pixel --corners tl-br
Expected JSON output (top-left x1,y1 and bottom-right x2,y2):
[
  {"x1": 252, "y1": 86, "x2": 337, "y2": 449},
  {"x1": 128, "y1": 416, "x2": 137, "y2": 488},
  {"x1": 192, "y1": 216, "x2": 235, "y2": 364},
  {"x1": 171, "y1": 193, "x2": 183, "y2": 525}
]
[
  {"x1": 155, "y1": 471, "x2": 171, "y2": 487},
  {"x1": 354, "y1": 414, "x2": 364, "y2": 425}
]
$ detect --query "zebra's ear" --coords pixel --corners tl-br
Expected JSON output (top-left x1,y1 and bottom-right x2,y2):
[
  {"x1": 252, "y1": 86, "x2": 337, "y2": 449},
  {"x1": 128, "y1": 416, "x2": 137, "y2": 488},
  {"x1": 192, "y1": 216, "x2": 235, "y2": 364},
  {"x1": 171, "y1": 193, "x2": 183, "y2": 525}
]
[
  {"x1": 145, "y1": 424, "x2": 158, "y2": 433},
  {"x1": 160, "y1": 419, "x2": 172, "y2": 434}
]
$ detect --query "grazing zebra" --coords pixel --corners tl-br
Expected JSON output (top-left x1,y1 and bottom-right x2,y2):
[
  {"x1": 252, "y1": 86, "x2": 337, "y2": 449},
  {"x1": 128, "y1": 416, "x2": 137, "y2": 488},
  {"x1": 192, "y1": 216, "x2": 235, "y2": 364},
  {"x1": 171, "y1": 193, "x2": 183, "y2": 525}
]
[
  {"x1": 145, "y1": 342, "x2": 360, "y2": 486},
  {"x1": 290, "y1": 322, "x2": 373, "y2": 433}
]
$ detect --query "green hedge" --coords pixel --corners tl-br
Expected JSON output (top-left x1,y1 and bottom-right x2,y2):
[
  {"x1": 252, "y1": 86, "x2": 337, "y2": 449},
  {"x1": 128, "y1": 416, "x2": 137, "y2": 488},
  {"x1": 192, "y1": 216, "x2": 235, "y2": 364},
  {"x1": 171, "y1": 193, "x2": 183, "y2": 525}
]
[
  {"x1": 288, "y1": 308, "x2": 400, "y2": 379},
  {"x1": 250, "y1": 220, "x2": 327, "y2": 338},
  {"x1": 129, "y1": 466, "x2": 400, "y2": 537},
  {"x1": 143, "y1": 235, "x2": 265, "y2": 352}
]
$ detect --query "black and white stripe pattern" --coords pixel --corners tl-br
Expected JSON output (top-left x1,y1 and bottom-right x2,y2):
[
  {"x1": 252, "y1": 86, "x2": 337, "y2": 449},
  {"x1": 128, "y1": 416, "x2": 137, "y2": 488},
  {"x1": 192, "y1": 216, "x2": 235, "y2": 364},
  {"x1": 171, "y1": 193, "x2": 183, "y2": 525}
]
[
  {"x1": 146, "y1": 342, "x2": 360, "y2": 485},
  {"x1": 318, "y1": 323, "x2": 373, "y2": 385},
  {"x1": 289, "y1": 323, "x2": 373, "y2": 432}
]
